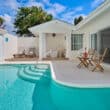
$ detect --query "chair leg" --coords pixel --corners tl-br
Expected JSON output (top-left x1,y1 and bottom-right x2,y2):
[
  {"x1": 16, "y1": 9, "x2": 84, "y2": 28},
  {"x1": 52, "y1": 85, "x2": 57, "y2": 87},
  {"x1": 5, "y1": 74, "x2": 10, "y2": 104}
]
[
  {"x1": 77, "y1": 58, "x2": 84, "y2": 68},
  {"x1": 99, "y1": 65, "x2": 104, "y2": 72},
  {"x1": 92, "y1": 66, "x2": 97, "y2": 72},
  {"x1": 89, "y1": 60, "x2": 94, "y2": 66},
  {"x1": 92, "y1": 64, "x2": 104, "y2": 72},
  {"x1": 77, "y1": 57, "x2": 88, "y2": 68},
  {"x1": 77, "y1": 63, "x2": 82, "y2": 68}
]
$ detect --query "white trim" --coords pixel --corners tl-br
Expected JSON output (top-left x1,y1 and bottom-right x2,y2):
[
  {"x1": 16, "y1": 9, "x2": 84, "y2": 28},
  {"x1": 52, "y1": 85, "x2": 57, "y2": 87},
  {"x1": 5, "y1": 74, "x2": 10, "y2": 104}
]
[
  {"x1": 75, "y1": 0, "x2": 110, "y2": 30},
  {"x1": 29, "y1": 19, "x2": 73, "y2": 30},
  {"x1": 29, "y1": 19, "x2": 73, "y2": 34}
]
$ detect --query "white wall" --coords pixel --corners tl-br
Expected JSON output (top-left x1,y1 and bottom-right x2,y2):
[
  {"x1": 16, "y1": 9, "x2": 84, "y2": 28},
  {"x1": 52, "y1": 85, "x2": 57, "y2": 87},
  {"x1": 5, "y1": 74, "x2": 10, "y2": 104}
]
[
  {"x1": 3, "y1": 33, "x2": 18, "y2": 59},
  {"x1": 46, "y1": 33, "x2": 66, "y2": 51},
  {"x1": 18, "y1": 37, "x2": 39, "y2": 52},
  {"x1": 70, "y1": 7, "x2": 110, "y2": 59},
  {"x1": 0, "y1": 35, "x2": 3, "y2": 61},
  {"x1": 2, "y1": 36, "x2": 39, "y2": 60}
]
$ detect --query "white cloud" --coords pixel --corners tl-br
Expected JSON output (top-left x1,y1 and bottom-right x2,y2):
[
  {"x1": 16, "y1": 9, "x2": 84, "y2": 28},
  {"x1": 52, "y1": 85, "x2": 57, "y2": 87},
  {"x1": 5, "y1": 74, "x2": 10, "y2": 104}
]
[
  {"x1": 0, "y1": 14, "x2": 13, "y2": 26},
  {"x1": 3, "y1": 0, "x2": 19, "y2": 9},
  {"x1": 91, "y1": 0, "x2": 105, "y2": 8},
  {"x1": 62, "y1": 6, "x2": 83, "y2": 17},
  {"x1": 46, "y1": 3, "x2": 66, "y2": 17},
  {"x1": 61, "y1": 14, "x2": 86, "y2": 24},
  {"x1": 0, "y1": 14, "x2": 14, "y2": 33},
  {"x1": 3, "y1": 14, "x2": 12, "y2": 23},
  {"x1": 46, "y1": 10, "x2": 56, "y2": 16},
  {"x1": 42, "y1": 0, "x2": 50, "y2": 5},
  {"x1": 75, "y1": 6, "x2": 83, "y2": 12},
  {"x1": 26, "y1": 1, "x2": 44, "y2": 8},
  {"x1": 61, "y1": 6, "x2": 84, "y2": 23},
  {"x1": 53, "y1": 3, "x2": 66, "y2": 13}
]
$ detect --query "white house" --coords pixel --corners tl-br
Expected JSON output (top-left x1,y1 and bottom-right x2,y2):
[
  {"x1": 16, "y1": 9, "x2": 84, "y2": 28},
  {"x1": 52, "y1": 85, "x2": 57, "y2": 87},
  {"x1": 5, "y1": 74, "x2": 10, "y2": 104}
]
[
  {"x1": 29, "y1": 0, "x2": 110, "y2": 61},
  {"x1": 0, "y1": 0, "x2": 110, "y2": 62}
]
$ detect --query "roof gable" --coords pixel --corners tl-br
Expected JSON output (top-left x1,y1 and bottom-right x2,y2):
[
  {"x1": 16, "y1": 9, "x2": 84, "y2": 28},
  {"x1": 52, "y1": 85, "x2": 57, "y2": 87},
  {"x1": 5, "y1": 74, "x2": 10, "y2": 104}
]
[{"x1": 29, "y1": 19, "x2": 73, "y2": 35}]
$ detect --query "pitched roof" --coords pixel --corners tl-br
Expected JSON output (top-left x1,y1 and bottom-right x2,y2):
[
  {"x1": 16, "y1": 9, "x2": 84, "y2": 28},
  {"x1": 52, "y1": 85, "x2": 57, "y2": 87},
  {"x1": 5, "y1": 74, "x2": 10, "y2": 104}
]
[
  {"x1": 75, "y1": 0, "x2": 110, "y2": 30},
  {"x1": 29, "y1": 19, "x2": 73, "y2": 35}
]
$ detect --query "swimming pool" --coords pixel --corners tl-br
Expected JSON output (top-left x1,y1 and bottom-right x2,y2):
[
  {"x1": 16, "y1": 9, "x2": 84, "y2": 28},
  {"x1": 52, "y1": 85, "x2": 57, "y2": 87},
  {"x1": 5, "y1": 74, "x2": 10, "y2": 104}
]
[{"x1": 0, "y1": 64, "x2": 110, "y2": 110}]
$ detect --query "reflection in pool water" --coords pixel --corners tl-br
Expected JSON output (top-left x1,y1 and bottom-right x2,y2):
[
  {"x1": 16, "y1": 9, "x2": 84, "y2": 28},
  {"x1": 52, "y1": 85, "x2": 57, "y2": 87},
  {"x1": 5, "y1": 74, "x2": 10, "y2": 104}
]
[{"x1": 51, "y1": 81, "x2": 110, "y2": 110}]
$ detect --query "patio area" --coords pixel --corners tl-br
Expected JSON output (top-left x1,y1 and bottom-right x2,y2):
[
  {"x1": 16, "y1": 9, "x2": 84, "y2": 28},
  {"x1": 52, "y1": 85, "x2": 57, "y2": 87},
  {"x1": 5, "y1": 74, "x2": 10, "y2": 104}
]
[{"x1": 51, "y1": 61, "x2": 110, "y2": 88}]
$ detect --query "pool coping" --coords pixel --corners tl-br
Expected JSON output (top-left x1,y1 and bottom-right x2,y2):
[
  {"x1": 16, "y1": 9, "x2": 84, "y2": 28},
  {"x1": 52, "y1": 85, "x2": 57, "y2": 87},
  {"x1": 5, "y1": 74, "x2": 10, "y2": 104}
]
[{"x1": 1, "y1": 61, "x2": 110, "y2": 88}]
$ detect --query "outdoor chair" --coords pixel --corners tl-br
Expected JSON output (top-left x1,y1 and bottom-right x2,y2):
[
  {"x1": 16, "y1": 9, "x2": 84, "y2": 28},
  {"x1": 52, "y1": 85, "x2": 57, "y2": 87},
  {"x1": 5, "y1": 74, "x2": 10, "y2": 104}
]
[
  {"x1": 46, "y1": 49, "x2": 58, "y2": 58},
  {"x1": 92, "y1": 48, "x2": 108, "y2": 72},
  {"x1": 13, "y1": 47, "x2": 26, "y2": 58},
  {"x1": 87, "y1": 49, "x2": 96, "y2": 66},
  {"x1": 77, "y1": 48, "x2": 95, "y2": 68},
  {"x1": 26, "y1": 48, "x2": 36, "y2": 58}
]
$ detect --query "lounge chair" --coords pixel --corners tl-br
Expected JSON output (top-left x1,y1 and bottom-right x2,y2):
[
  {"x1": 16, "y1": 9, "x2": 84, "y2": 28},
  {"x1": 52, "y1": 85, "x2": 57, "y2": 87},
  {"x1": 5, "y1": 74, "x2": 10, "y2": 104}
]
[
  {"x1": 92, "y1": 48, "x2": 108, "y2": 72},
  {"x1": 46, "y1": 49, "x2": 58, "y2": 58},
  {"x1": 13, "y1": 48, "x2": 26, "y2": 58},
  {"x1": 26, "y1": 48, "x2": 36, "y2": 58},
  {"x1": 51, "y1": 50, "x2": 58, "y2": 58}
]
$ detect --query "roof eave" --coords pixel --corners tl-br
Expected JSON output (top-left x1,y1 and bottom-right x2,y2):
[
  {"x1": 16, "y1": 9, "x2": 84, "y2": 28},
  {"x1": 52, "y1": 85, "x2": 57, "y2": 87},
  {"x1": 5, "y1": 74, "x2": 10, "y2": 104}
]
[{"x1": 75, "y1": 0, "x2": 110, "y2": 30}]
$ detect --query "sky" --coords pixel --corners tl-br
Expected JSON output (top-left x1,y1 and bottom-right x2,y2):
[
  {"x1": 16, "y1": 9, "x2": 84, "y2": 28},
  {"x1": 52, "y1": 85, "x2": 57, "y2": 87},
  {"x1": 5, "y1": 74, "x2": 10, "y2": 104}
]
[{"x1": 0, "y1": 0, "x2": 105, "y2": 34}]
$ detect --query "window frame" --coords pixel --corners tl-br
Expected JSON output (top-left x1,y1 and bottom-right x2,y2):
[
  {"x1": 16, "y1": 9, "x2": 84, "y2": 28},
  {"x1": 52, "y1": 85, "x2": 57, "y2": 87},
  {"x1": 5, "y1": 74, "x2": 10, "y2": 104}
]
[
  {"x1": 90, "y1": 33, "x2": 97, "y2": 50},
  {"x1": 71, "y1": 34, "x2": 83, "y2": 51}
]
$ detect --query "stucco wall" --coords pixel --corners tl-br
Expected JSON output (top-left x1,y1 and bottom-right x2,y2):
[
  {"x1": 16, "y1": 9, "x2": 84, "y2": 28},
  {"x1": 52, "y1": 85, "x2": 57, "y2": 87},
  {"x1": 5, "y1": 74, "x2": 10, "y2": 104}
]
[
  {"x1": 46, "y1": 33, "x2": 66, "y2": 51},
  {"x1": 3, "y1": 34, "x2": 18, "y2": 59},
  {"x1": 18, "y1": 37, "x2": 39, "y2": 52},
  {"x1": 70, "y1": 7, "x2": 110, "y2": 59},
  {"x1": 17, "y1": 35, "x2": 66, "y2": 57},
  {"x1": 0, "y1": 35, "x2": 3, "y2": 61}
]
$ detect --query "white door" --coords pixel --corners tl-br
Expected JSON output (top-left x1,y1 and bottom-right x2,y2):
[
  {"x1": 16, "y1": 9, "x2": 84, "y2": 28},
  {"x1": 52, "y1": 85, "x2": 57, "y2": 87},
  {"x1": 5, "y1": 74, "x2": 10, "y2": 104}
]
[{"x1": 0, "y1": 35, "x2": 3, "y2": 61}]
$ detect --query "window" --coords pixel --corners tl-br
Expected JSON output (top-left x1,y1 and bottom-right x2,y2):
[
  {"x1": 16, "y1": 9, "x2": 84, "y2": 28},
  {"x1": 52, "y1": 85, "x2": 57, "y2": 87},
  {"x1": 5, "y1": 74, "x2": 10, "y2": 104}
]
[
  {"x1": 71, "y1": 34, "x2": 83, "y2": 50},
  {"x1": 91, "y1": 33, "x2": 97, "y2": 50}
]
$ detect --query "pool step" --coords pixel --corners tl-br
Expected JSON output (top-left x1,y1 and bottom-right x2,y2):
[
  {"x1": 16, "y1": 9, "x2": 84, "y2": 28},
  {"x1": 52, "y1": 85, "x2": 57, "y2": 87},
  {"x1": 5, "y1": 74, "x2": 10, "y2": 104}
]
[
  {"x1": 24, "y1": 66, "x2": 45, "y2": 77},
  {"x1": 18, "y1": 67, "x2": 41, "y2": 83},
  {"x1": 18, "y1": 65, "x2": 50, "y2": 83},
  {"x1": 30, "y1": 65, "x2": 47, "y2": 73},
  {"x1": 36, "y1": 64, "x2": 49, "y2": 69}
]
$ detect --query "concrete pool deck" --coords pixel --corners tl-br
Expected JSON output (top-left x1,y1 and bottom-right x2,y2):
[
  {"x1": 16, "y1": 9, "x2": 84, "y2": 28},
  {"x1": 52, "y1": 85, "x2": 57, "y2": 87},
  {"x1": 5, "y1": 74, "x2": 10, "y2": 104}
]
[
  {"x1": 51, "y1": 61, "x2": 110, "y2": 88},
  {"x1": 1, "y1": 60, "x2": 110, "y2": 88}
]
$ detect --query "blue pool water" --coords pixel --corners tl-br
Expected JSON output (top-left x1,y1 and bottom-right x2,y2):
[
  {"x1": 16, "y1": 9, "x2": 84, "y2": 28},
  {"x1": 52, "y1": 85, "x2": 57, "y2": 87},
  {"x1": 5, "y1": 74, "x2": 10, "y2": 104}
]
[{"x1": 0, "y1": 64, "x2": 110, "y2": 110}]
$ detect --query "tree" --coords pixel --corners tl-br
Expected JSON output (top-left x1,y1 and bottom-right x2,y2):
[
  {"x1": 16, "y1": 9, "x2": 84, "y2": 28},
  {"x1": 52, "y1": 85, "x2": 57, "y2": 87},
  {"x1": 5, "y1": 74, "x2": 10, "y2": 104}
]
[
  {"x1": 74, "y1": 16, "x2": 83, "y2": 25},
  {"x1": 14, "y1": 6, "x2": 53, "y2": 36},
  {"x1": 0, "y1": 17, "x2": 5, "y2": 27},
  {"x1": 74, "y1": 18, "x2": 78, "y2": 26}
]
